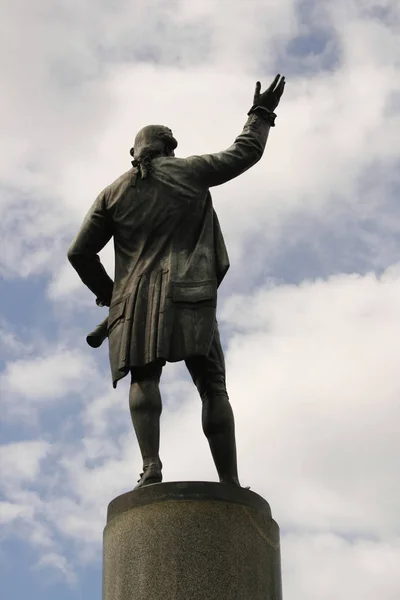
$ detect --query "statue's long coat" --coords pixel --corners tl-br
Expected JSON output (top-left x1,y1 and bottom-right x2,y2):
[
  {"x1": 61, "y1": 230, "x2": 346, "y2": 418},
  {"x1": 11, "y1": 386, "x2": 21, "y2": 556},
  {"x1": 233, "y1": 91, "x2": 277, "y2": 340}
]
[{"x1": 68, "y1": 113, "x2": 272, "y2": 387}]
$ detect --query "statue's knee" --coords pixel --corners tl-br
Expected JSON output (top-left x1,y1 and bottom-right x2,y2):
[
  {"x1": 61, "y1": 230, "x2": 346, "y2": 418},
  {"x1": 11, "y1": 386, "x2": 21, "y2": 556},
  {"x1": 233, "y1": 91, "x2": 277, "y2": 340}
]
[{"x1": 199, "y1": 378, "x2": 228, "y2": 401}]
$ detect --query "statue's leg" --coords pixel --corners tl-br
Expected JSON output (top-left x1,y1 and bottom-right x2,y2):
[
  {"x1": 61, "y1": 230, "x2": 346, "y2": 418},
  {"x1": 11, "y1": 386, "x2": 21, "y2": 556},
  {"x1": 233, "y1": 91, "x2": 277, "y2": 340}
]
[
  {"x1": 129, "y1": 360, "x2": 164, "y2": 488},
  {"x1": 185, "y1": 324, "x2": 240, "y2": 486}
]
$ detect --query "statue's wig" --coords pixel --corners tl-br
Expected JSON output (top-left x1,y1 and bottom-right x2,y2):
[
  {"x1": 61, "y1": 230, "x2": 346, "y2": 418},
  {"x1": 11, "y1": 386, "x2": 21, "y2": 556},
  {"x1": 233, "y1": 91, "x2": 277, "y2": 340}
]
[{"x1": 130, "y1": 125, "x2": 178, "y2": 179}]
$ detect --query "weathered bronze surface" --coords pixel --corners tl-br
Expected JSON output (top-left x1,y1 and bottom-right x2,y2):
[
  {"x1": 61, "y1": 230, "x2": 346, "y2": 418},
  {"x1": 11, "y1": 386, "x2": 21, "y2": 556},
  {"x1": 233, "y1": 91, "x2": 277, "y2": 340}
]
[{"x1": 68, "y1": 76, "x2": 285, "y2": 488}]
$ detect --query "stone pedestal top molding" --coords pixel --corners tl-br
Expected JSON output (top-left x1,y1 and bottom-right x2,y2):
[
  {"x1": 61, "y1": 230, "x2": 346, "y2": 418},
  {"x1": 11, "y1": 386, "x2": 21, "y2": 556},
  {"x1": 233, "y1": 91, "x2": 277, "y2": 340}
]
[{"x1": 103, "y1": 482, "x2": 282, "y2": 600}]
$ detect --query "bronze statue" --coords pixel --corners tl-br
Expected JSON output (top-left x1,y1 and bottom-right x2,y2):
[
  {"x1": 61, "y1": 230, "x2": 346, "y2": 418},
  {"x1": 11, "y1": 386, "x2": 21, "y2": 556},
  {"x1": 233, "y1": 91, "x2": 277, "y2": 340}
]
[{"x1": 68, "y1": 75, "x2": 285, "y2": 489}]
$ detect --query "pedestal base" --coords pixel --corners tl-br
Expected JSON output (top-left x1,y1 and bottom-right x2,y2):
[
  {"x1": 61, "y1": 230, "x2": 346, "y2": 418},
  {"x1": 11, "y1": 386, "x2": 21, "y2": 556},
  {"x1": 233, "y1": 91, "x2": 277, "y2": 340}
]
[{"x1": 103, "y1": 482, "x2": 282, "y2": 600}]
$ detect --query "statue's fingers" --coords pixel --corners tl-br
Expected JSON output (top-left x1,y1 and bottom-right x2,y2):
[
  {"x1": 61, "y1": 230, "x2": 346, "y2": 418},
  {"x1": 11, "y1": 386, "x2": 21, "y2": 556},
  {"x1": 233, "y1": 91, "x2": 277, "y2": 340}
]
[
  {"x1": 253, "y1": 81, "x2": 261, "y2": 103},
  {"x1": 277, "y1": 76, "x2": 286, "y2": 96},
  {"x1": 267, "y1": 74, "x2": 280, "y2": 91}
]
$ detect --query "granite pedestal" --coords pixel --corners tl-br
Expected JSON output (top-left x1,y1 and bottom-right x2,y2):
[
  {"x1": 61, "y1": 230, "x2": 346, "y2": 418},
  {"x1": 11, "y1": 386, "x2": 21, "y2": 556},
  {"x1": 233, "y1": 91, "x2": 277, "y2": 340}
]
[{"x1": 102, "y1": 481, "x2": 282, "y2": 600}]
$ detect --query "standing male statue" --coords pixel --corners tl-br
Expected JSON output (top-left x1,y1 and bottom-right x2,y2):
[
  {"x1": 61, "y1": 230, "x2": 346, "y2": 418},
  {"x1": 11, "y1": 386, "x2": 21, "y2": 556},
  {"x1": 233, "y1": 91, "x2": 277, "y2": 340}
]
[{"x1": 68, "y1": 75, "x2": 285, "y2": 489}]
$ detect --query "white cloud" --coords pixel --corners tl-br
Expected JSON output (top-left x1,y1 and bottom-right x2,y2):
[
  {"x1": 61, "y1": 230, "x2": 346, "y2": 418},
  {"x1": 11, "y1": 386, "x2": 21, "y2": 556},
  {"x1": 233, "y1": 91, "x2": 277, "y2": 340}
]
[
  {"x1": 0, "y1": 0, "x2": 399, "y2": 287},
  {"x1": 81, "y1": 388, "x2": 128, "y2": 437},
  {"x1": 48, "y1": 265, "x2": 400, "y2": 591},
  {"x1": 0, "y1": 324, "x2": 34, "y2": 359},
  {"x1": 1, "y1": 0, "x2": 400, "y2": 596},
  {"x1": 1, "y1": 264, "x2": 399, "y2": 596},
  {"x1": 0, "y1": 440, "x2": 50, "y2": 485},
  {"x1": 283, "y1": 533, "x2": 400, "y2": 600},
  {"x1": 0, "y1": 501, "x2": 34, "y2": 525},
  {"x1": 34, "y1": 552, "x2": 76, "y2": 585},
  {"x1": 1, "y1": 349, "x2": 97, "y2": 413},
  {"x1": 0, "y1": 441, "x2": 56, "y2": 551},
  {"x1": 220, "y1": 265, "x2": 400, "y2": 537}
]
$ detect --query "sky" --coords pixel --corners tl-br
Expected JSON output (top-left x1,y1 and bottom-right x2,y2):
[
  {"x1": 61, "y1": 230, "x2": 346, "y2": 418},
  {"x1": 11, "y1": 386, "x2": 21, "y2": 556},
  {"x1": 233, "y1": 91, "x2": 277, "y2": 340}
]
[{"x1": 0, "y1": 0, "x2": 399, "y2": 598}]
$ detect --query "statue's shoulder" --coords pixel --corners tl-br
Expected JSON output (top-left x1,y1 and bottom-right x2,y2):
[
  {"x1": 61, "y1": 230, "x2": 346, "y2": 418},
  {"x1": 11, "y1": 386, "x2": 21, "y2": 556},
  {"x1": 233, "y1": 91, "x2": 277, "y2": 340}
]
[
  {"x1": 105, "y1": 168, "x2": 136, "y2": 205},
  {"x1": 109, "y1": 168, "x2": 135, "y2": 190}
]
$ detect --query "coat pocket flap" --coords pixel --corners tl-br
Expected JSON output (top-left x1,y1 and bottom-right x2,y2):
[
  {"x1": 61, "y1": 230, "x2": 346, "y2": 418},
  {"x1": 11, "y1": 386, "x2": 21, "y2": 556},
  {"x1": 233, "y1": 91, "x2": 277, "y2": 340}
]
[
  {"x1": 172, "y1": 281, "x2": 216, "y2": 303},
  {"x1": 108, "y1": 297, "x2": 127, "y2": 331}
]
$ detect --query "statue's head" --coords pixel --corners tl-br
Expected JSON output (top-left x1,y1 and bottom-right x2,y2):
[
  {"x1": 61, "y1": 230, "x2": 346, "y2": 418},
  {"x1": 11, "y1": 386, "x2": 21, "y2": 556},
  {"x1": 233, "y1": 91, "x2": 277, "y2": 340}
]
[{"x1": 130, "y1": 125, "x2": 178, "y2": 163}]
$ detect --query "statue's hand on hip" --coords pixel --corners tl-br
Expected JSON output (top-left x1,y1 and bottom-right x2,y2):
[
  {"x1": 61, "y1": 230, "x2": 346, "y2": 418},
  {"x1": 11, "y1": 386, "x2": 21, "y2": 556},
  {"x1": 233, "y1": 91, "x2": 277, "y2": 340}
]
[{"x1": 96, "y1": 297, "x2": 110, "y2": 308}]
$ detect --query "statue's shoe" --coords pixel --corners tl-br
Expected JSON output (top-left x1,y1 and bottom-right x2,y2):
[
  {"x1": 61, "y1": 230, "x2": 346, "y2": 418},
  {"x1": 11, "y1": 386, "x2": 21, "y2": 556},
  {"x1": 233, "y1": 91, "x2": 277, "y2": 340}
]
[
  {"x1": 220, "y1": 477, "x2": 250, "y2": 490},
  {"x1": 220, "y1": 476, "x2": 240, "y2": 486},
  {"x1": 134, "y1": 464, "x2": 163, "y2": 490}
]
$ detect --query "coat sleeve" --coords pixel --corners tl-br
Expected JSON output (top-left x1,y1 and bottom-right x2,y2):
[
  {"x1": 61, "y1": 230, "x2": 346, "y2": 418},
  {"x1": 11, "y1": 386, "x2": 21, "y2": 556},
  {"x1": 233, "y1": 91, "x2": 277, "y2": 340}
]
[
  {"x1": 67, "y1": 188, "x2": 114, "y2": 306},
  {"x1": 183, "y1": 111, "x2": 275, "y2": 188}
]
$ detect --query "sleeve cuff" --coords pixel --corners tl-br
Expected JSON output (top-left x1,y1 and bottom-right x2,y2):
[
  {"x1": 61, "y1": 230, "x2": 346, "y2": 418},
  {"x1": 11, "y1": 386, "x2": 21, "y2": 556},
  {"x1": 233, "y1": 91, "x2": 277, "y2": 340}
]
[{"x1": 247, "y1": 105, "x2": 277, "y2": 126}]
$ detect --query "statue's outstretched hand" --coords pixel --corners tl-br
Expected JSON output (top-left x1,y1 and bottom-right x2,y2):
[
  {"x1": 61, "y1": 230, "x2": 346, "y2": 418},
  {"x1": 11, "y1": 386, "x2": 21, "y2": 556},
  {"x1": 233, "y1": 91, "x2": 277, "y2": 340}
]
[{"x1": 253, "y1": 75, "x2": 285, "y2": 112}]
